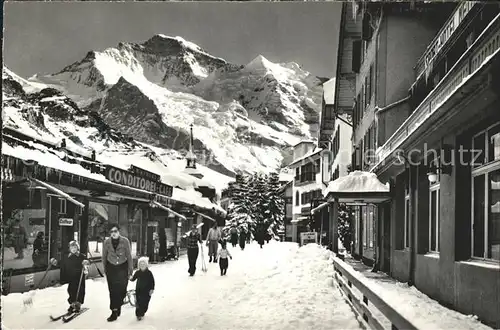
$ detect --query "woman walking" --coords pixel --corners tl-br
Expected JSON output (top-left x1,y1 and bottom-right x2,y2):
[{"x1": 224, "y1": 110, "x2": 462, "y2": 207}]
[
  {"x1": 239, "y1": 227, "x2": 247, "y2": 250},
  {"x1": 102, "y1": 223, "x2": 133, "y2": 322},
  {"x1": 206, "y1": 223, "x2": 221, "y2": 263},
  {"x1": 229, "y1": 225, "x2": 238, "y2": 248},
  {"x1": 184, "y1": 224, "x2": 202, "y2": 276}
]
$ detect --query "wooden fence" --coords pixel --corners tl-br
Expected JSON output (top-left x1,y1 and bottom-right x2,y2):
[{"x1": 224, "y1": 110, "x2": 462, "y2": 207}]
[{"x1": 332, "y1": 257, "x2": 418, "y2": 330}]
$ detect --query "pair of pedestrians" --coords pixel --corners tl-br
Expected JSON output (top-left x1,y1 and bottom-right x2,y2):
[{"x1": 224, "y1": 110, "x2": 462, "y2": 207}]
[{"x1": 184, "y1": 224, "x2": 232, "y2": 276}]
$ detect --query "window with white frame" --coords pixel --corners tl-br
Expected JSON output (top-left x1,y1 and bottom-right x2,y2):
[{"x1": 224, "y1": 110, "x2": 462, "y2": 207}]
[
  {"x1": 472, "y1": 122, "x2": 500, "y2": 261},
  {"x1": 429, "y1": 184, "x2": 440, "y2": 253}
]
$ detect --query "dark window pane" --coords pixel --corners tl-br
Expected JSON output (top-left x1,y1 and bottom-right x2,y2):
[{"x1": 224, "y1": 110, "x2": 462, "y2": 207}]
[
  {"x1": 473, "y1": 133, "x2": 486, "y2": 167},
  {"x1": 488, "y1": 124, "x2": 500, "y2": 163},
  {"x1": 405, "y1": 198, "x2": 410, "y2": 248},
  {"x1": 430, "y1": 190, "x2": 437, "y2": 251},
  {"x1": 488, "y1": 169, "x2": 500, "y2": 260},
  {"x1": 473, "y1": 175, "x2": 485, "y2": 258}
]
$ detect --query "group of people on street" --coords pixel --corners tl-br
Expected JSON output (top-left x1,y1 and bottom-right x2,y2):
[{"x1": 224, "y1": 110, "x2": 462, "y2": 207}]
[
  {"x1": 59, "y1": 221, "x2": 274, "y2": 322},
  {"x1": 60, "y1": 223, "x2": 155, "y2": 322}
]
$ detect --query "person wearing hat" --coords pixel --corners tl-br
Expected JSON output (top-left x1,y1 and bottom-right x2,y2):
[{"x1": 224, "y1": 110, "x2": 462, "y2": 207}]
[
  {"x1": 60, "y1": 240, "x2": 89, "y2": 313},
  {"x1": 183, "y1": 224, "x2": 202, "y2": 276}
]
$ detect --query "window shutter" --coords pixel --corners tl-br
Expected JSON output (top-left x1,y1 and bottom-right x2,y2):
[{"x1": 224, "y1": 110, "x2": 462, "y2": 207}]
[{"x1": 352, "y1": 40, "x2": 362, "y2": 73}]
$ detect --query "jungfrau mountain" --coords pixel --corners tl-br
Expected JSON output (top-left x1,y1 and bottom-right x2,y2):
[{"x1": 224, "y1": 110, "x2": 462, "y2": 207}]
[{"x1": 4, "y1": 34, "x2": 325, "y2": 178}]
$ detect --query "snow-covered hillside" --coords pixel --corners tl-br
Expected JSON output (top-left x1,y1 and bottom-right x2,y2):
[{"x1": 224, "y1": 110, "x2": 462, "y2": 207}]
[
  {"x1": 2, "y1": 67, "x2": 234, "y2": 192},
  {"x1": 25, "y1": 34, "x2": 324, "y2": 174}
]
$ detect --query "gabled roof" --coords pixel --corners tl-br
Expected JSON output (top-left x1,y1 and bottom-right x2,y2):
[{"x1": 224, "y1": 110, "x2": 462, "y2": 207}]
[{"x1": 287, "y1": 148, "x2": 323, "y2": 168}]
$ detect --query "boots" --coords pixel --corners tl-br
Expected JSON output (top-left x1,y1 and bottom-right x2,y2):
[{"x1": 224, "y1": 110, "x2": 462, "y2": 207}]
[
  {"x1": 213, "y1": 257, "x2": 217, "y2": 263},
  {"x1": 209, "y1": 256, "x2": 212, "y2": 262},
  {"x1": 107, "y1": 310, "x2": 118, "y2": 322}
]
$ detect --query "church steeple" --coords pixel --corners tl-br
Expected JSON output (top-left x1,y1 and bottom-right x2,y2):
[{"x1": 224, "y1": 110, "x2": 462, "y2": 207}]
[{"x1": 186, "y1": 123, "x2": 197, "y2": 170}]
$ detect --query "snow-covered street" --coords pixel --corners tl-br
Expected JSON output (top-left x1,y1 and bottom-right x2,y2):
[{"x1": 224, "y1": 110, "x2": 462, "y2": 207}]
[{"x1": 2, "y1": 242, "x2": 361, "y2": 330}]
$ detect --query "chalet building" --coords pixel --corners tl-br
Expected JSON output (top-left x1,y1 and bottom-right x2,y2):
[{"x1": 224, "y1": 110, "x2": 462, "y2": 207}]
[
  {"x1": 277, "y1": 180, "x2": 293, "y2": 241},
  {"x1": 1, "y1": 127, "x2": 225, "y2": 295},
  {"x1": 331, "y1": 2, "x2": 500, "y2": 327}
]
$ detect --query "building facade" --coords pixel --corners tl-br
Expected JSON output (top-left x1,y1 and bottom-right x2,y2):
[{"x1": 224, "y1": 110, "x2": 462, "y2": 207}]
[
  {"x1": 278, "y1": 181, "x2": 293, "y2": 241},
  {"x1": 287, "y1": 141, "x2": 325, "y2": 242},
  {"x1": 331, "y1": 2, "x2": 500, "y2": 327}
]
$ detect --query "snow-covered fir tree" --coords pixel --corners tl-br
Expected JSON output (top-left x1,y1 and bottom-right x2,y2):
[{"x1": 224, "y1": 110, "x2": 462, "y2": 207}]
[{"x1": 263, "y1": 171, "x2": 285, "y2": 238}]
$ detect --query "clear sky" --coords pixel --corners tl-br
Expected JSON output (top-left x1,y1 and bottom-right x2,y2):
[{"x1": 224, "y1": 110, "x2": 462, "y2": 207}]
[{"x1": 4, "y1": 1, "x2": 340, "y2": 79}]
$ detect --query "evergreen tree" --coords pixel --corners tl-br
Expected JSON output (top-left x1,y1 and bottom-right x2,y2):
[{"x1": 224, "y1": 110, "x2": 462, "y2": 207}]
[
  {"x1": 338, "y1": 203, "x2": 353, "y2": 252},
  {"x1": 264, "y1": 172, "x2": 285, "y2": 238}
]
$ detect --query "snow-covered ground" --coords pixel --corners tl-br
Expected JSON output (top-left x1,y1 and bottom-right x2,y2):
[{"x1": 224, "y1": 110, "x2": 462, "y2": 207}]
[{"x1": 2, "y1": 242, "x2": 361, "y2": 330}]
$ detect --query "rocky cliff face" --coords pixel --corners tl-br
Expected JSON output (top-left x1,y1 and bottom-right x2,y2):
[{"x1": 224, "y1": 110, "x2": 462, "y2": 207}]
[{"x1": 22, "y1": 34, "x2": 323, "y2": 174}]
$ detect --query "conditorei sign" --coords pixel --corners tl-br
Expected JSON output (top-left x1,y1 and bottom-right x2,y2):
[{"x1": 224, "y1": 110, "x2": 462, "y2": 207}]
[{"x1": 105, "y1": 166, "x2": 173, "y2": 197}]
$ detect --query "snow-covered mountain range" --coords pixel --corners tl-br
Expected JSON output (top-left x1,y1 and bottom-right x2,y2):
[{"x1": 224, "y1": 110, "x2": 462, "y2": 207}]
[{"x1": 4, "y1": 34, "x2": 325, "y2": 177}]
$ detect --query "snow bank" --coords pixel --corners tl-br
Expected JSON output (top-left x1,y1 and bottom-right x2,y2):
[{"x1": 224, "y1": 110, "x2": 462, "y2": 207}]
[{"x1": 324, "y1": 171, "x2": 389, "y2": 196}]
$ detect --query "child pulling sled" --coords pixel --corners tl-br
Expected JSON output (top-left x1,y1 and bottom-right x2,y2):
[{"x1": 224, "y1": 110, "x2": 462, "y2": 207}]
[
  {"x1": 130, "y1": 257, "x2": 155, "y2": 320},
  {"x1": 60, "y1": 241, "x2": 89, "y2": 313}
]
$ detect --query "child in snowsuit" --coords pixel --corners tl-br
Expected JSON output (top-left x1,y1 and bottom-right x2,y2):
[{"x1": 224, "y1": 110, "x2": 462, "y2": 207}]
[
  {"x1": 217, "y1": 241, "x2": 232, "y2": 276},
  {"x1": 60, "y1": 241, "x2": 89, "y2": 313},
  {"x1": 130, "y1": 257, "x2": 155, "y2": 320}
]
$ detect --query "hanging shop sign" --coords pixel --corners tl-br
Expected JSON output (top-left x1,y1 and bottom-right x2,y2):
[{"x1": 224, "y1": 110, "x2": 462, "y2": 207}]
[
  {"x1": 59, "y1": 218, "x2": 74, "y2": 226},
  {"x1": 105, "y1": 166, "x2": 173, "y2": 197},
  {"x1": 300, "y1": 232, "x2": 318, "y2": 246},
  {"x1": 129, "y1": 165, "x2": 161, "y2": 182}
]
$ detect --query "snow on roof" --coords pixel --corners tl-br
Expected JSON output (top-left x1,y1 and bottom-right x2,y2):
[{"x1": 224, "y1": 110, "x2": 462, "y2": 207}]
[
  {"x1": 291, "y1": 140, "x2": 316, "y2": 148},
  {"x1": 172, "y1": 187, "x2": 226, "y2": 215},
  {"x1": 287, "y1": 147, "x2": 323, "y2": 167},
  {"x1": 322, "y1": 78, "x2": 335, "y2": 105},
  {"x1": 324, "y1": 171, "x2": 389, "y2": 195}
]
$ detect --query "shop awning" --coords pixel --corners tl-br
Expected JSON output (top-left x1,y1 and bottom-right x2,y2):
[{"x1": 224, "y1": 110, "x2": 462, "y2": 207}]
[
  {"x1": 194, "y1": 211, "x2": 216, "y2": 223},
  {"x1": 291, "y1": 216, "x2": 309, "y2": 224},
  {"x1": 29, "y1": 177, "x2": 85, "y2": 209},
  {"x1": 311, "y1": 202, "x2": 330, "y2": 215},
  {"x1": 323, "y1": 171, "x2": 391, "y2": 204},
  {"x1": 151, "y1": 201, "x2": 187, "y2": 221}
]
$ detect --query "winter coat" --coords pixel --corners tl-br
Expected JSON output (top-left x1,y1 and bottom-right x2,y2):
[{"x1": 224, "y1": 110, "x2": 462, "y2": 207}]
[
  {"x1": 102, "y1": 236, "x2": 133, "y2": 276},
  {"x1": 130, "y1": 269, "x2": 155, "y2": 294},
  {"x1": 230, "y1": 227, "x2": 238, "y2": 235},
  {"x1": 207, "y1": 228, "x2": 221, "y2": 241},
  {"x1": 10, "y1": 224, "x2": 27, "y2": 251},
  {"x1": 60, "y1": 252, "x2": 87, "y2": 284}
]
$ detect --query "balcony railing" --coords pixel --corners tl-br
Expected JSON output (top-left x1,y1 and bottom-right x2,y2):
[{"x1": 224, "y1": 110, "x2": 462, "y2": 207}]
[
  {"x1": 414, "y1": 2, "x2": 481, "y2": 79},
  {"x1": 374, "y1": 14, "x2": 500, "y2": 169}
]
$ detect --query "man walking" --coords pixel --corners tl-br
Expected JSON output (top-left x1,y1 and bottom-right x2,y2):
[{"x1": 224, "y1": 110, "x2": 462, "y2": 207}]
[
  {"x1": 184, "y1": 224, "x2": 202, "y2": 276},
  {"x1": 102, "y1": 223, "x2": 133, "y2": 322},
  {"x1": 206, "y1": 223, "x2": 221, "y2": 263}
]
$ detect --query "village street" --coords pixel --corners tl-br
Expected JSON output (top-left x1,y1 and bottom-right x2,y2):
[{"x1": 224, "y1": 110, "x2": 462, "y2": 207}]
[{"x1": 2, "y1": 242, "x2": 362, "y2": 330}]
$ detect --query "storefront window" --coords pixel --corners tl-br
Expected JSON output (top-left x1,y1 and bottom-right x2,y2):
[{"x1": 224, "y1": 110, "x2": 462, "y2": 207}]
[
  {"x1": 404, "y1": 196, "x2": 410, "y2": 248},
  {"x1": 429, "y1": 185, "x2": 440, "y2": 253},
  {"x1": 472, "y1": 122, "x2": 500, "y2": 261},
  {"x1": 473, "y1": 133, "x2": 486, "y2": 167},
  {"x1": 488, "y1": 125, "x2": 500, "y2": 163},
  {"x1": 87, "y1": 201, "x2": 119, "y2": 258},
  {"x1": 488, "y1": 169, "x2": 500, "y2": 260},
  {"x1": 3, "y1": 187, "x2": 48, "y2": 271}
]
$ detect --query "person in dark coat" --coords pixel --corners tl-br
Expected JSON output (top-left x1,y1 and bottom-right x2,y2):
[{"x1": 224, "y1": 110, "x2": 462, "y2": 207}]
[
  {"x1": 238, "y1": 227, "x2": 247, "y2": 250},
  {"x1": 60, "y1": 241, "x2": 89, "y2": 313},
  {"x1": 130, "y1": 257, "x2": 155, "y2": 320},
  {"x1": 102, "y1": 223, "x2": 133, "y2": 322},
  {"x1": 229, "y1": 226, "x2": 238, "y2": 248},
  {"x1": 256, "y1": 226, "x2": 265, "y2": 248},
  {"x1": 183, "y1": 224, "x2": 202, "y2": 276},
  {"x1": 32, "y1": 231, "x2": 47, "y2": 267}
]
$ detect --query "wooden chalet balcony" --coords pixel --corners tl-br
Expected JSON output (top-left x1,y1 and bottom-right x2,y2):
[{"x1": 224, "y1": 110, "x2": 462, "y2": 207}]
[
  {"x1": 414, "y1": 2, "x2": 482, "y2": 80},
  {"x1": 374, "y1": 13, "x2": 500, "y2": 169}
]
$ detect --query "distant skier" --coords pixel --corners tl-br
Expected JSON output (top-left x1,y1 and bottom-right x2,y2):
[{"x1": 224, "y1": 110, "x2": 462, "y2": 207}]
[
  {"x1": 217, "y1": 241, "x2": 232, "y2": 276},
  {"x1": 130, "y1": 257, "x2": 155, "y2": 321},
  {"x1": 206, "y1": 223, "x2": 221, "y2": 263},
  {"x1": 229, "y1": 225, "x2": 239, "y2": 248},
  {"x1": 239, "y1": 227, "x2": 247, "y2": 250},
  {"x1": 60, "y1": 241, "x2": 89, "y2": 313}
]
